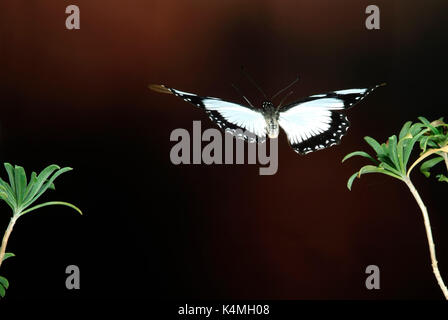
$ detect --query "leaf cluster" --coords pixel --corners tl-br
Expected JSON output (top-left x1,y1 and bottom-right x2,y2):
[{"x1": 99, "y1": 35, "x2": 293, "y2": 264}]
[
  {"x1": 343, "y1": 117, "x2": 448, "y2": 189},
  {"x1": 0, "y1": 163, "x2": 82, "y2": 217},
  {"x1": 417, "y1": 117, "x2": 448, "y2": 182},
  {"x1": 342, "y1": 120, "x2": 427, "y2": 189}
]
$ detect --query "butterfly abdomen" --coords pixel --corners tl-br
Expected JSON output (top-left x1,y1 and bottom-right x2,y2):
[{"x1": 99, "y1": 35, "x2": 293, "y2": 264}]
[{"x1": 265, "y1": 117, "x2": 279, "y2": 139}]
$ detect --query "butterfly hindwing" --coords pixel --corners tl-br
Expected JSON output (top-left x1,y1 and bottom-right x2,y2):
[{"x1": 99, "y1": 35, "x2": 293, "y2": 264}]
[
  {"x1": 167, "y1": 87, "x2": 267, "y2": 142},
  {"x1": 280, "y1": 112, "x2": 350, "y2": 154}
]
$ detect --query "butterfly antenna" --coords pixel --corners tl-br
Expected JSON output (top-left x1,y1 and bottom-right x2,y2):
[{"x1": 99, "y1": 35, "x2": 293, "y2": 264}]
[
  {"x1": 271, "y1": 75, "x2": 299, "y2": 101},
  {"x1": 241, "y1": 66, "x2": 267, "y2": 99},
  {"x1": 276, "y1": 91, "x2": 294, "y2": 111},
  {"x1": 231, "y1": 83, "x2": 255, "y2": 108}
]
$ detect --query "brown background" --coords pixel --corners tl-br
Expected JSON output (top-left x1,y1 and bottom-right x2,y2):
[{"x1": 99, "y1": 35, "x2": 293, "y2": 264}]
[{"x1": 0, "y1": 0, "x2": 447, "y2": 299}]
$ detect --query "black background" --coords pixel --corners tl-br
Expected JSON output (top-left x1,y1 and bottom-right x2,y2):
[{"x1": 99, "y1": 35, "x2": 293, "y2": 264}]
[{"x1": 0, "y1": 0, "x2": 447, "y2": 301}]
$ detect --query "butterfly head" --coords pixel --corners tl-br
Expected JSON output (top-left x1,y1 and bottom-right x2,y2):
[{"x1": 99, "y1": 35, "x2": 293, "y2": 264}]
[{"x1": 262, "y1": 101, "x2": 274, "y2": 111}]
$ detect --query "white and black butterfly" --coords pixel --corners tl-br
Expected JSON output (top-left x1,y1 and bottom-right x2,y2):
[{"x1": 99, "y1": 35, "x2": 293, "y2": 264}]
[{"x1": 150, "y1": 80, "x2": 384, "y2": 155}]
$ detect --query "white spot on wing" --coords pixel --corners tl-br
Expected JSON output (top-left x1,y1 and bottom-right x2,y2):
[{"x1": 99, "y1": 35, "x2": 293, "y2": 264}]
[
  {"x1": 297, "y1": 98, "x2": 344, "y2": 110},
  {"x1": 310, "y1": 94, "x2": 326, "y2": 98},
  {"x1": 334, "y1": 88, "x2": 367, "y2": 95}
]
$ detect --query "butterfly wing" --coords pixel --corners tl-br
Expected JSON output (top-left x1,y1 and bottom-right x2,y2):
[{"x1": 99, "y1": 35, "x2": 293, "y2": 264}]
[
  {"x1": 278, "y1": 85, "x2": 382, "y2": 154},
  {"x1": 151, "y1": 85, "x2": 267, "y2": 142}
]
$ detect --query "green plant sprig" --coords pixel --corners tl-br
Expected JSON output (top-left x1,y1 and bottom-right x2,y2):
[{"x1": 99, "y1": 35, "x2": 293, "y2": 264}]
[
  {"x1": 0, "y1": 163, "x2": 82, "y2": 298},
  {"x1": 342, "y1": 120, "x2": 427, "y2": 189},
  {"x1": 342, "y1": 119, "x2": 448, "y2": 300},
  {"x1": 416, "y1": 117, "x2": 448, "y2": 182}
]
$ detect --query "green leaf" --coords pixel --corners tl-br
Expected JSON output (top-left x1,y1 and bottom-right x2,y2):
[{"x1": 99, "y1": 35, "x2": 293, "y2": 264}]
[
  {"x1": 364, "y1": 136, "x2": 383, "y2": 156},
  {"x1": 18, "y1": 201, "x2": 83, "y2": 217},
  {"x1": 347, "y1": 172, "x2": 359, "y2": 191},
  {"x1": 377, "y1": 154, "x2": 396, "y2": 169},
  {"x1": 403, "y1": 130, "x2": 427, "y2": 168},
  {"x1": 0, "y1": 276, "x2": 9, "y2": 290},
  {"x1": 419, "y1": 135, "x2": 431, "y2": 153},
  {"x1": 0, "y1": 178, "x2": 14, "y2": 196},
  {"x1": 418, "y1": 116, "x2": 439, "y2": 134},
  {"x1": 0, "y1": 177, "x2": 16, "y2": 211},
  {"x1": 342, "y1": 151, "x2": 378, "y2": 164},
  {"x1": 418, "y1": 116, "x2": 431, "y2": 126},
  {"x1": 388, "y1": 135, "x2": 401, "y2": 171},
  {"x1": 23, "y1": 171, "x2": 37, "y2": 201},
  {"x1": 437, "y1": 174, "x2": 448, "y2": 183},
  {"x1": 427, "y1": 140, "x2": 439, "y2": 148},
  {"x1": 358, "y1": 164, "x2": 404, "y2": 180},
  {"x1": 22, "y1": 164, "x2": 60, "y2": 205},
  {"x1": 399, "y1": 121, "x2": 412, "y2": 140},
  {"x1": 380, "y1": 142, "x2": 390, "y2": 158},
  {"x1": 409, "y1": 122, "x2": 425, "y2": 136},
  {"x1": 0, "y1": 282, "x2": 5, "y2": 298},
  {"x1": 430, "y1": 134, "x2": 446, "y2": 140},
  {"x1": 397, "y1": 133, "x2": 412, "y2": 171},
  {"x1": 37, "y1": 167, "x2": 72, "y2": 197},
  {"x1": 0, "y1": 185, "x2": 7, "y2": 197},
  {"x1": 14, "y1": 166, "x2": 27, "y2": 206},
  {"x1": 2, "y1": 252, "x2": 15, "y2": 262},
  {"x1": 420, "y1": 157, "x2": 444, "y2": 178},
  {"x1": 4, "y1": 163, "x2": 16, "y2": 195},
  {"x1": 378, "y1": 161, "x2": 404, "y2": 177}
]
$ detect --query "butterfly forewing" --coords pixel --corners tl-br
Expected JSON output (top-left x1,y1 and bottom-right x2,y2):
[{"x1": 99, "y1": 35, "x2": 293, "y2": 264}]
[{"x1": 168, "y1": 87, "x2": 267, "y2": 142}]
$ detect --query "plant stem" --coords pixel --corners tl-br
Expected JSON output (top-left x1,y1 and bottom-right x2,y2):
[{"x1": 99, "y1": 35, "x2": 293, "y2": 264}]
[
  {"x1": 0, "y1": 216, "x2": 18, "y2": 269},
  {"x1": 404, "y1": 178, "x2": 448, "y2": 299}
]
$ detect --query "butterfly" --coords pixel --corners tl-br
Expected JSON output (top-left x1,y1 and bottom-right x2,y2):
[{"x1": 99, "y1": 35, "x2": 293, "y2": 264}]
[{"x1": 150, "y1": 80, "x2": 384, "y2": 155}]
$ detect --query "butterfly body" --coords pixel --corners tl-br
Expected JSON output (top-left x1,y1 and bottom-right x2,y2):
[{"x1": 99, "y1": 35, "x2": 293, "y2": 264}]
[
  {"x1": 150, "y1": 82, "x2": 384, "y2": 154},
  {"x1": 261, "y1": 101, "x2": 280, "y2": 139}
]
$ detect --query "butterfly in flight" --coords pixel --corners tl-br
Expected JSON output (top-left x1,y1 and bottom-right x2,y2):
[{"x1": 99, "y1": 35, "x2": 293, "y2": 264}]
[{"x1": 150, "y1": 78, "x2": 384, "y2": 155}]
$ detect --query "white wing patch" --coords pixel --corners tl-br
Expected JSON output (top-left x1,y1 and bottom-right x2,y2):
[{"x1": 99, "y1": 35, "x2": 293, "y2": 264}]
[
  {"x1": 279, "y1": 106, "x2": 332, "y2": 144},
  {"x1": 334, "y1": 88, "x2": 368, "y2": 95},
  {"x1": 296, "y1": 98, "x2": 345, "y2": 110},
  {"x1": 202, "y1": 98, "x2": 267, "y2": 138},
  {"x1": 309, "y1": 94, "x2": 326, "y2": 98}
]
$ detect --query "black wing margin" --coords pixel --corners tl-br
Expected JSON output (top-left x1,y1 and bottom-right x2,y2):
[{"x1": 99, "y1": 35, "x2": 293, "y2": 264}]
[
  {"x1": 281, "y1": 83, "x2": 385, "y2": 112},
  {"x1": 288, "y1": 113, "x2": 350, "y2": 154}
]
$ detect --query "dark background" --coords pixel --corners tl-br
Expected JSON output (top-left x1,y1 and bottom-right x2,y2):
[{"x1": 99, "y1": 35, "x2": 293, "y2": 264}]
[{"x1": 0, "y1": 0, "x2": 447, "y2": 300}]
